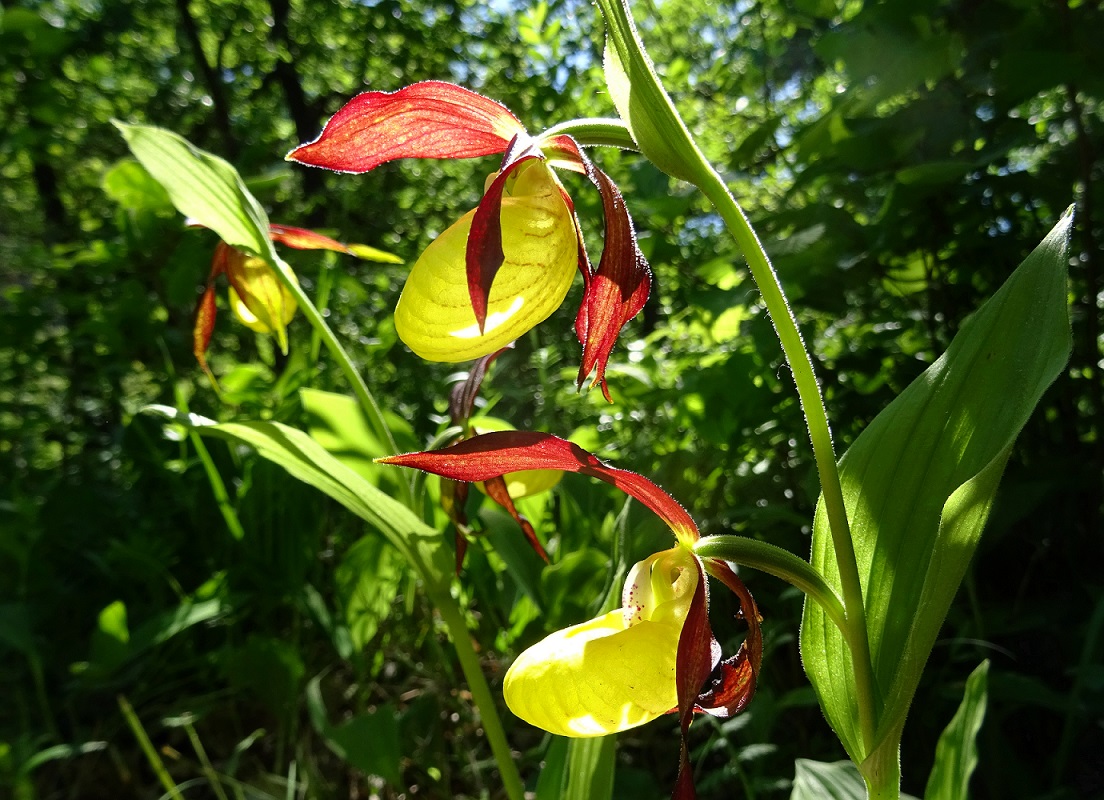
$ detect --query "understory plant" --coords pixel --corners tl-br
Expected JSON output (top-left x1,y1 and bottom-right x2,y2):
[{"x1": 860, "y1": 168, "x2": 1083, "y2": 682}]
[{"x1": 117, "y1": 0, "x2": 1072, "y2": 797}]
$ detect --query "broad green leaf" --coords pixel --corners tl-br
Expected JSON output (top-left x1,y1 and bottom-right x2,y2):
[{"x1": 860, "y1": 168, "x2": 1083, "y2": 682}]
[
  {"x1": 113, "y1": 122, "x2": 275, "y2": 262},
  {"x1": 102, "y1": 160, "x2": 174, "y2": 211},
  {"x1": 924, "y1": 660, "x2": 989, "y2": 800},
  {"x1": 801, "y1": 212, "x2": 1072, "y2": 770},
  {"x1": 536, "y1": 735, "x2": 617, "y2": 800},
  {"x1": 144, "y1": 405, "x2": 453, "y2": 595},
  {"x1": 306, "y1": 674, "x2": 401, "y2": 785}
]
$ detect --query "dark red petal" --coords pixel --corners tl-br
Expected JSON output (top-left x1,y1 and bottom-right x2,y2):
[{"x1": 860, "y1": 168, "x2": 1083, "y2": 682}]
[
  {"x1": 575, "y1": 164, "x2": 651, "y2": 402},
  {"x1": 287, "y1": 81, "x2": 526, "y2": 173},
  {"x1": 448, "y1": 346, "x2": 512, "y2": 425},
  {"x1": 695, "y1": 560, "x2": 763, "y2": 718},
  {"x1": 672, "y1": 557, "x2": 714, "y2": 800},
  {"x1": 192, "y1": 243, "x2": 231, "y2": 379},
  {"x1": 482, "y1": 475, "x2": 549, "y2": 563},
  {"x1": 466, "y1": 150, "x2": 541, "y2": 332},
  {"x1": 378, "y1": 431, "x2": 700, "y2": 542},
  {"x1": 268, "y1": 223, "x2": 353, "y2": 254}
]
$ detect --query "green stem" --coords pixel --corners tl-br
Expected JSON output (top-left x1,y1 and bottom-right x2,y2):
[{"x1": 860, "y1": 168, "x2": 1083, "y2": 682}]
[
  {"x1": 118, "y1": 695, "x2": 184, "y2": 800},
  {"x1": 693, "y1": 167, "x2": 878, "y2": 749},
  {"x1": 432, "y1": 590, "x2": 525, "y2": 800},
  {"x1": 540, "y1": 118, "x2": 639, "y2": 150},
  {"x1": 693, "y1": 535, "x2": 847, "y2": 639},
  {"x1": 594, "y1": 0, "x2": 879, "y2": 754}
]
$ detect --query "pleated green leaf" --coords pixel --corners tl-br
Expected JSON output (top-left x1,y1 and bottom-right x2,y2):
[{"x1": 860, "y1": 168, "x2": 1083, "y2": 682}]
[
  {"x1": 791, "y1": 759, "x2": 919, "y2": 800},
  {"x1": 113, "y1": 121, "x2": 275, "y2": 262},
  {"x1": 924, "y1": 660, "x2": 990, "y2": 800},
  {"x1": 800, "y1": 212, "x2": 1072, "y2": 770}
]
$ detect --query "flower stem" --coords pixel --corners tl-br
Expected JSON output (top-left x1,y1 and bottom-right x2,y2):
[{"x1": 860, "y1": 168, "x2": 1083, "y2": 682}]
[
  {"x1": 594, "y1": 0, "x2": 880, "y2": 754},
  {"x1": 693, "y1": 535, "x2": 847, "y2": 638},
  {"x1": 433, "y1": 590, "x2": 525, "y2": 800}
]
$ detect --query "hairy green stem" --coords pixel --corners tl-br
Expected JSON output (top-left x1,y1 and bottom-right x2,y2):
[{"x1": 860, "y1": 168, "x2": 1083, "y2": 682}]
[
  {"x1": 433, "y1": 591, "x2": 525, "y2": 800},
  {"x1": 693, "y1": 535, "x2": 847, "y2": 638},
  {"x1": 594, "y1": 0, "x2": 879, "y2": 754}
]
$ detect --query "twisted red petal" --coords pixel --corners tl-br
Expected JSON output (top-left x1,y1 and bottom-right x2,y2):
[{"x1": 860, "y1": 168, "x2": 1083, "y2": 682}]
[
  {"x1": 541, "y1": 135, "x2": 652, "y2": 402},
  {"x1": 695, "y1": 560, "x2": 762, "y2": 718},
  {"x1": 672, "y1": 558, "x2": 713, "y2": 800},
  {"x1": 378, "y1": 431, "x2": 699, "y2": 542},
  {"x1": 287, "y1": 81, "x2": 526, "y2": 173},
  {"x1": 482, "y1": 475, "x2": 549, "y2": 563},
  {"x1": 448, "y1": 346, "x2": 511, "y2": 425},
  {"x1": 192, "y1": 242, "x2": 231, "y2": 377},
  {"x1": 466, "y1": 145, "x2": 541, "y2": 331}
]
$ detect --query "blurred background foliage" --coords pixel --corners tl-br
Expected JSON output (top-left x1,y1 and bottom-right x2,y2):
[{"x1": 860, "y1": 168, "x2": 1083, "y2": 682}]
[{"x1": 1, "y1": 0, "x2": 1101, "y2": 798}]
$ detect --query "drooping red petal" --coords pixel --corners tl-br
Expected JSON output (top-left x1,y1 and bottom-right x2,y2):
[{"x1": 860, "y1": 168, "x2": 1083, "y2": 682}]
[
  {"x1": 448, "y1": 346, "x2": 511, "y2": 425},
  {"x1": 695, "y1": 560, "x2": 763, "y2": 718},
  {"x1": 268, "y1": 223, "x2": 353, "y2": 254},
  {"x1": 482, "y1": 475, "x2": 549, "y2": 563},
  {"x1": 378, "y1": 431, "x2": 699, "y2": 543},
  {"x1": 192, "y1": 243, "x2": 231, "y2": 379},
  {"x1": 466, "y1": 145, "x2": 541, "y2": 332},
  {"x1": 575, "y1": 165, "x2": 651, "y2": 402},
  {"x1": 287, "y1": 81, "x2": 527, "y2": 173},
  {"x1": 539, "y1": 135, "x2": 653, "y2": 402},
  {"x1": 672, "y1": 558, "x2": 714, "y2": 800}
]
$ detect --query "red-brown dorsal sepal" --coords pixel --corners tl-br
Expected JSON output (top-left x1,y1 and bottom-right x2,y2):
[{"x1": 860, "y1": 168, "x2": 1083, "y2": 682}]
[
  {"x1": 287, "y1": 81, "x2": 527, "y2": 173},
  {"x1": 268, "y1": 224, "x2": 353, "y2": 254}
]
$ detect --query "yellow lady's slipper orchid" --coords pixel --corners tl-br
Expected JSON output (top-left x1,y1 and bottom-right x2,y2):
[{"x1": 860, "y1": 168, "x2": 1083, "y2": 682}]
[
  {"x1": 504, "y1": 545, "x2": 699, "y2": 737},
  {"x1": 288, "y1": 81, "x2": 653, "y2": 401}
]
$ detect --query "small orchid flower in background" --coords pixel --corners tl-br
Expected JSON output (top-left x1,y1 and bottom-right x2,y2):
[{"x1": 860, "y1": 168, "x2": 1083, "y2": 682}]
[
  {"x1": 379, "y1": 431, "x2": 762, "y2": 799},
  {"x1": 287, "y1": 81, "x2": 651, "y2": 401},
  {"x1": 193, "y1": 223, "x2": 380, "y2": 385}
]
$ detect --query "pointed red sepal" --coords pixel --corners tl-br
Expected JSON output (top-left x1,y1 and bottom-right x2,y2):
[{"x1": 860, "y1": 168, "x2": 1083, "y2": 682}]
[
  {"x1": 695, "y1": 560, "x2": 763, "y2": 718},
  {"x1": 482, "y1": 475, "x2": 549, "y2": 563},
  {"x1": 672, "y1": 557, "x2": 713, "y2": 800},
  {"x1": 466, "y1": 144, "x2": 542, "y2": 331},
  {"x1": 268, "y1": 224, "x2": 353, "y2": 254},
  {"x1": 287, "y1": 81, "x2": 527, "y2": 173},
  {"x1": 377, "y1": 431, "x2": 699, "y2": 543}
]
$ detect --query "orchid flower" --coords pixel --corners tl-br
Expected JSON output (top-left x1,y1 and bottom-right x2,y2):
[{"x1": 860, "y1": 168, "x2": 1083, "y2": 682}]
[
  {"x1": 287, "y1": 81, "x2": 652, "y2": 401},
  {"x1": 379, "y1": 431, "x2": 762, "y2": 799},
  {"x1": 193, "y1": 224, "x2": 363, "y2": 383}
]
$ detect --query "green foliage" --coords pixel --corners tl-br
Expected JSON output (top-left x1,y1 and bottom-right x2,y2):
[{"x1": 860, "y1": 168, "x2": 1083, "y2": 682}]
[
  {"x1": 802, "y1": 214, "x2": 1072, "y2": 772},
  {"x1": 924, "y1": 661, "x2": 989, "y2": 800}
]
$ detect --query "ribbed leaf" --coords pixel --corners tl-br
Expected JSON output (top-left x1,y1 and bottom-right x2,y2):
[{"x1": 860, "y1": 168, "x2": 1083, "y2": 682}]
[
  {"x1": 800, "y1": 212, "x2": 1072, "y2": 769},
  {"x1": 924, "y1": 660, "x2": 989, "y2": 800},
  {"x1": 144, "y1": 405, "x2": 452, "y2": 592},
  {"x1": 113, "y1": 122, "x2": 275, "y2": 262}
]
